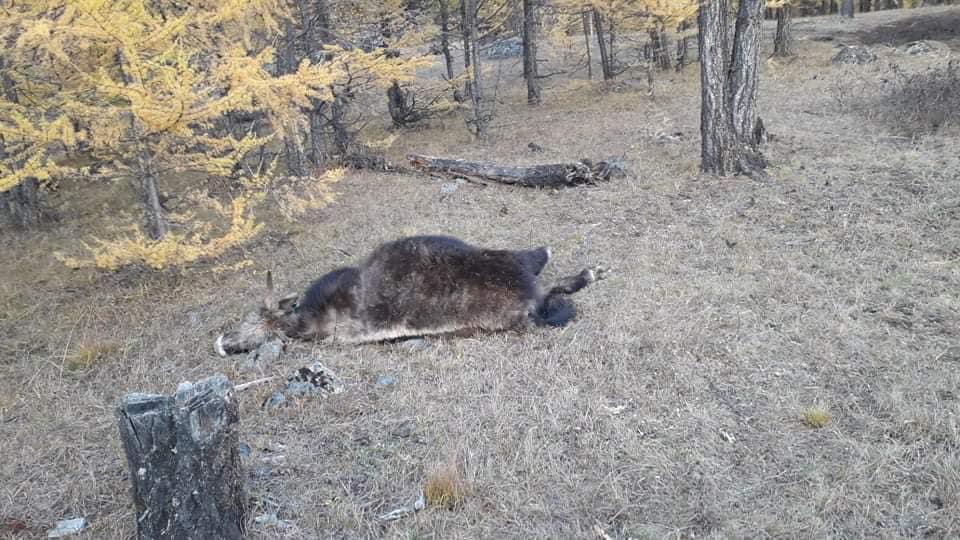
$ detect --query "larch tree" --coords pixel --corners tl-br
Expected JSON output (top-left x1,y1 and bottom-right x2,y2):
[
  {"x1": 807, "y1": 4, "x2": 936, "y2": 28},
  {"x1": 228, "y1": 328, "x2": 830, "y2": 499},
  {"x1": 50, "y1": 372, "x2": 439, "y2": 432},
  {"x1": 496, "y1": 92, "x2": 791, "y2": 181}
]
[
  {"x1": 553, "y1": 0, "x2": 697, "y2": 81},
  {"x1": 1, "y1": 1, "x2": 339, "y2": 269},
  {"x1": 698, "y1": 0, "x2": 768, "y2": 177}
]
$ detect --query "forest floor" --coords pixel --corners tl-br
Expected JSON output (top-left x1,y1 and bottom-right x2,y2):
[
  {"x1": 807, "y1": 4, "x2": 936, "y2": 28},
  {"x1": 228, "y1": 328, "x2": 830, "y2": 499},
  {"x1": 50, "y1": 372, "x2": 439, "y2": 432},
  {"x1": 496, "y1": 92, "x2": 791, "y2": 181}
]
[{"x1": 2, "y1": 6, "x2": 960, "y2": 539}]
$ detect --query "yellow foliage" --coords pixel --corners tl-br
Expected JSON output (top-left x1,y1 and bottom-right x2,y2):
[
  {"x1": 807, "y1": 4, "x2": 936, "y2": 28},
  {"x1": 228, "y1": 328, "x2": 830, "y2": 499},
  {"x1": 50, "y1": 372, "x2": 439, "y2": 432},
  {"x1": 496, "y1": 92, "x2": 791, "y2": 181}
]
[
  {"x1": 56, "y1": 194, "x2": 263, "y2": 270},
  {"x1": 273, "y1": 168, "x2": 344, "y2": 222}
]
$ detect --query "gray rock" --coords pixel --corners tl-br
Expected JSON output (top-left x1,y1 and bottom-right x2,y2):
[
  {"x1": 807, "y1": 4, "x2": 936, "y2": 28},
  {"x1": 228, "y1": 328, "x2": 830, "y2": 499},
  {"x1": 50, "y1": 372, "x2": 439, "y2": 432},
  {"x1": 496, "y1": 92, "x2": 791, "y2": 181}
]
[
  {"x1": 832, "y1": 46, "x2": 877, "y2": 65},
  {"x1": 376, "y1": 374, "x2": 397, "y2": 387},
  {"x1": 290, "y1": 361, "x2": 344, "y2": 394},
  {"x1": 484, "y1": 38, "x2": 522, "y2": 59},
  {"x1": 47, "y1": 518, "x2": 88, "y2": 538},
  {"x1": 440, "y1": 182, "x2": 459, "y2": 194},
  {"x1": 243, "y1": 339, "x2": 284, "y2": 370},
  {"x1": 284, "y1": 381, "x2": 317, "y2": 397},
  {"x1": 238, "y1": 442, "x2": 252, "y2": 458},
  {"x1": 399, "y1": 337, "x2": 429, "y2": 352},
  {"x1": 262, "y1": 391, "x2": 286, "y2": 410}
]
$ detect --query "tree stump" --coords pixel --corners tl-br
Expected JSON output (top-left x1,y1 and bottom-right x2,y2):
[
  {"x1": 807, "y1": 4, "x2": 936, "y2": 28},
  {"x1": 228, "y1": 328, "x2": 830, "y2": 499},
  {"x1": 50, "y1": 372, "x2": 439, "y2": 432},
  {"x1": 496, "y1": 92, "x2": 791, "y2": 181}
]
[{"x1": 116, "y1": 375, "x2": 245, "y2": 539}]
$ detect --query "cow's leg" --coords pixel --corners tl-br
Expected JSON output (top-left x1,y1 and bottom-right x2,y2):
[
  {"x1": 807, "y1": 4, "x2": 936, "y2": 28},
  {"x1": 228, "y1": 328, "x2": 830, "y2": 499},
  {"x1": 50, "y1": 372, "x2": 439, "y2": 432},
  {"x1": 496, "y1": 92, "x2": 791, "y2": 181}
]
[
  {"x1": 533, "y1": 266, "x2": 608, "y2": 327},
  {"x1": 546, "y1": 266, "x2": 609, "y2": 296}
]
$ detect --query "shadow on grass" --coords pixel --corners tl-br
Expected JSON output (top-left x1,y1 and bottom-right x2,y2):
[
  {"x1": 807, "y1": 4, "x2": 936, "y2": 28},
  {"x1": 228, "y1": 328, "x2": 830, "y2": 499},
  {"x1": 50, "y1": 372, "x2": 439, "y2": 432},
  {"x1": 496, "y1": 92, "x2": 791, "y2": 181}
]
[{"x1": 856, "y1": 11, "x2": 960, "y2": 47}]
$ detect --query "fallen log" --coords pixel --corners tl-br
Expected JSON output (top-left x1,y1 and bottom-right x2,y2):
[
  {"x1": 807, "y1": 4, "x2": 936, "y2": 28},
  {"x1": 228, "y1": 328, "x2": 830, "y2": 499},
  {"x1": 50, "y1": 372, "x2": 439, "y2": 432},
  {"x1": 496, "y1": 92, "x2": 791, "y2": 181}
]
[{"x1": 407, "y1": 154, "x2": 625, "y2": 187}]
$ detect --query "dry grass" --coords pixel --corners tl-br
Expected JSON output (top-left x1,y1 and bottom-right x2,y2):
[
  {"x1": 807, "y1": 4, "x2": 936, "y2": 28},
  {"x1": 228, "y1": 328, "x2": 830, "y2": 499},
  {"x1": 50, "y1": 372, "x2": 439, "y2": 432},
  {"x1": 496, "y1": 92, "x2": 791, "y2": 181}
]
[
  {"x1": 801, "y1": 408, "x2": 831, "y2": 429},
  {"x1": 2, "y1": 6, "x2": 960, "y2": 539},
  {"x1": 424, "y1": 461, "x2": 469, "y2": 510}
]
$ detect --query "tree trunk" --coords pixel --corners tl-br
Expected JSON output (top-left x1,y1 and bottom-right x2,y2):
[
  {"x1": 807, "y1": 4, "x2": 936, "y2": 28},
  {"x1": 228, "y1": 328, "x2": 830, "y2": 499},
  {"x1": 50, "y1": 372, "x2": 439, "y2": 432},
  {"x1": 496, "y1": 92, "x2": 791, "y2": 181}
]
[
  {"x1": 592, "y1": 10, "x2": 614, "y2": 81},
  {"x1": 136, "y1": 144, "x2": 169, "y2": 240},
  {"x1": 117, "y1": 375, "x2": 245, "y2": 539},
  {"x1": 277, "y1": 19, "x2": 306, "y2": 176},
  {"x1": 840, "y1": 0, "x2": 855, "y2": 16},
  {"x1": 522, "y1": 0, "x2": 541, "y2": 105},
  {"x1": 729, "y1": 0, "x2": 766, "y2": 148},
  {"x1": 460, "y1": 0, "x2": 474, "y2": 98},
  {"x1": 582, "y1": 10, "x2": 593, "y2": 79},
  {"x1": 675, "y1": 21, "x2": 690, "y2": 72},
  {"x1": 698, "y1": 0, "x2": 767, "y2": 177},
  {"x1": 649, "y1": 29, "x2": 672, "y2": 70},
  {"x1": 408, "y1": 154, "x2": 622, "y2": 187},
  {"x1": 0, "y1": 179, "x2": 42, "y2": 229},
  {"x1": 301, "y1": 0, "x2": 334, "y2": 168},
  {"x1": 773, "y1": 6, "x2": 794, "y2": 57},
  {"x1": 438, "y1": 0, "x2": 456, "y2": 80},
  {"x1": 462, "y1": 0, "x2": 485, "y2": 137},
  {"x1": 0, "y1": 59, "x2": 43, "y2": 229},
  {"x1": 860, "y1": 0, "x2": 871, "y2": 12}
]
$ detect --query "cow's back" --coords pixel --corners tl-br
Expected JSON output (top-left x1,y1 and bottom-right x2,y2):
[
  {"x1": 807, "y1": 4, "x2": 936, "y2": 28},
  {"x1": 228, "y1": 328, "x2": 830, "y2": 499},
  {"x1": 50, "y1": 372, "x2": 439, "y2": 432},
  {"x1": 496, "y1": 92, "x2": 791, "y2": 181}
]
[{"x1": 357, "y1": 236, "x2": 537, "y2": 335}]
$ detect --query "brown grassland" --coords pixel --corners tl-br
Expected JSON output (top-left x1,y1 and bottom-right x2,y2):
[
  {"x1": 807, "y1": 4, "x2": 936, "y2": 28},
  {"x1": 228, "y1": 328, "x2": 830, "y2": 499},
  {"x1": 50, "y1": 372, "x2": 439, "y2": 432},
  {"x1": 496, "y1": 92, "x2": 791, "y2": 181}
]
[{"x1": 2, "y1": 7, "x2": 960, "y2": 539}]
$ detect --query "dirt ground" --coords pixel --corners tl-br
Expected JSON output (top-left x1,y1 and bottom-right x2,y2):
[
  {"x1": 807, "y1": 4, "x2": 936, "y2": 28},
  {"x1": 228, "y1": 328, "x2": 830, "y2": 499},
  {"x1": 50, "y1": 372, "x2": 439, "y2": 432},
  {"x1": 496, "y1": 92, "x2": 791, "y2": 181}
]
[{"x1": 2, "y1": 6, "x2": 959, "y2": 539}]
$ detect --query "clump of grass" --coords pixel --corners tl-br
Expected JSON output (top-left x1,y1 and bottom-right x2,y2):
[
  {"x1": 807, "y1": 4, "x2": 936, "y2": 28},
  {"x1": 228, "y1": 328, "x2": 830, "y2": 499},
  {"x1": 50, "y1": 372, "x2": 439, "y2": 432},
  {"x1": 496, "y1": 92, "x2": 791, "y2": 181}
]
[
  {"x1": 878, "y1": 60, "x2": 960, "y2": 135},
  {"x1": 801, "y1": 408, "x2": 831, "y2": 429},
  {"x1": 424, "y1": 461, "x2": 468, "y2": 509},
  {"x1": 65, "y1": 341, "x2": 120, "y2": 371}
]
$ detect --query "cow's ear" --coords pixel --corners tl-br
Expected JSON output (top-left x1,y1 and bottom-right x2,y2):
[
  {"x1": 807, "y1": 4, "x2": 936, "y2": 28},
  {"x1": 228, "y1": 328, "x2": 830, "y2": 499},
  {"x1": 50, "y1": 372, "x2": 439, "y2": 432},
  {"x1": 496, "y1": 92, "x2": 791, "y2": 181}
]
[{"x1": 278, "y1": 293, "x2": 299, "y2": 312}]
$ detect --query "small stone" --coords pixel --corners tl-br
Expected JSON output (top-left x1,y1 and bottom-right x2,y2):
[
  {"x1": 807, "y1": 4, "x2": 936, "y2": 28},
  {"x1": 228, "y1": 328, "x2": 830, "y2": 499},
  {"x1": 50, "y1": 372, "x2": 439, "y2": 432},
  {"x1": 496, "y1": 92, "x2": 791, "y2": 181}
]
[
  {"x1": 238, "y1": 442, "x2": 252, "y2": 458},
  {"x1": 244, "y1": 339, "x2": 284, "y2": 370},
  {"x1": 399, "y1": 337, "x2": 429, "y2": 352},
  {"x1": 289, "y1": 361, "x2": 344, "y2": 394},
  {"x1": 376, "y1": 374, "x2": 397, "y2": 387},
  {"x1": 484, "y1": 37, "x2": 522, "y2": 59},
  {"x1": 47, "y1": 518, "x2": 88, "y2": 538},
  {"x1": 253, "y1": 512, "x2": 293, "y2": 528},
  {"x1": 262, "y1": 392, "x2": 286, "y2": 410},
  {"x1": 937, "y1": 346, "x2": 960, "y2": 363},
  {"x1": 284, "y1": 381, "x2": 317, "y2": 397},
  {"x1": 440, "y1": 182, "x2": 459, "y2": 194},
  {"x1": 254, "y1": 513, "x2": 280, "y2": 526}
]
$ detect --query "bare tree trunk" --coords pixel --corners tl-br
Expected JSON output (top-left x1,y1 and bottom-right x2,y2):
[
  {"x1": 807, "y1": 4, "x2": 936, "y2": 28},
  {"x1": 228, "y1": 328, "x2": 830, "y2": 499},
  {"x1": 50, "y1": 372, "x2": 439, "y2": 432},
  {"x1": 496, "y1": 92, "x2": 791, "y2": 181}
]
[
  {"x1": 840, "y1": 0, "x2": 855, "y2": 16},
  {"x1": 729, "y1": 0, "x2": 767, "y2": 148},
  {"x1": 460, "y1": 0, "x2": 474, "y2": 98},
  {"x1": 860, "y1": 0, "x2": 872, "y2": 12},
  {"x1": 698, "y1": 0, "x2": 734, "y2": 175},
  {"x1": 649, "y1": 29, "x2": 672, "y2": 70},
  {"x1": 438, "y1": 0, "x2": 456, "y2": 80},
  {"x1": 300, "y1": 0, "x2": 334, "y2": 168},
  {"x1": 0, "y1": 59, "x2": 43, "y2": 229},
  {"x1": 522, "y1": 0, "x2": 541, "y2": 105},
  {"x1": 0, "y1": 179, "x2": 42, "y2": 229},
  {"x1": 773, "y1": 6, "x2": 794, "y2": 57},
  {"x1": 462, "y1": 0, "x2": 486, "y2": 137},
  {"x1": 277, "y1": 18, "x2": 306, "y2": 176},
  {"x1": 117, "y1": 375, "x2": 245, "y2": 539},
  {"x1": 592, "y1": 10, "x2": 614, "y2": 81},
  {"x1": 137, "y1": 144, "x2": 169, "y2": 240},
  {"x1": 582, "y1": 10, "x2": 593, "y2": 79},
  {"x1": 698, "y1": 0, "x2": 767, "y2": 177}
]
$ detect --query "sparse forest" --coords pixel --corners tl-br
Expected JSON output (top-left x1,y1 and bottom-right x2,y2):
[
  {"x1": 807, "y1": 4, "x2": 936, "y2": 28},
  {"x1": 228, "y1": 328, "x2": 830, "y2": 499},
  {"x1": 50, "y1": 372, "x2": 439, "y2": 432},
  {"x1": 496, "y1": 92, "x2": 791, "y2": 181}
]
[{"x1": 2, "y1": 0, "x2": 960, "y2": 537}]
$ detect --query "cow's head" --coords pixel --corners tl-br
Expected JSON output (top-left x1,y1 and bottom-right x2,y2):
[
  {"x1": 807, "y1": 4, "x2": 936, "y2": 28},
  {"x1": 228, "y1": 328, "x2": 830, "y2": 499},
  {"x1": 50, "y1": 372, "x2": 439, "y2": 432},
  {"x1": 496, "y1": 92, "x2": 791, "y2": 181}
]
[{"x1": 215, "y1": 272, "x2": 299, "y2": 356}]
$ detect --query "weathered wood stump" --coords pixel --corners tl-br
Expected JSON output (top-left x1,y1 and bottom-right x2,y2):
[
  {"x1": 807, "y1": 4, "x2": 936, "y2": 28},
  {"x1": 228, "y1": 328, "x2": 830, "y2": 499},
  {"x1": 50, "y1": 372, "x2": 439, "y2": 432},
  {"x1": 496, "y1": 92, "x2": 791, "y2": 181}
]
[
  {"x1": 116, "y1": 375, "x2": 245, "y2": 539},
  {"x1": 407, "y1": 154, "x2": 625, "y2": 187}
]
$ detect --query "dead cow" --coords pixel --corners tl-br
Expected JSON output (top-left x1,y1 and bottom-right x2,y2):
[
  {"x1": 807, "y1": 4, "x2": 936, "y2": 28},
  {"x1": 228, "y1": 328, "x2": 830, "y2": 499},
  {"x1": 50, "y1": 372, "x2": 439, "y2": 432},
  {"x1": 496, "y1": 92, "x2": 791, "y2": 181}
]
[{"x1": 216, "y1": 235, "x2": 606, "y2": 355}]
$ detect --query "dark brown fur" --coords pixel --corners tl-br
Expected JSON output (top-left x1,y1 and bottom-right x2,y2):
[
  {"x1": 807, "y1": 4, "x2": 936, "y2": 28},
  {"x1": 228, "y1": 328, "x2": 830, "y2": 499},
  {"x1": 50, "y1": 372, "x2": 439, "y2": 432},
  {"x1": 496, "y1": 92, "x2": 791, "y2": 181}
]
[{"x1": 216, "y1": 236, "x2": 604, "y2": 355}]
